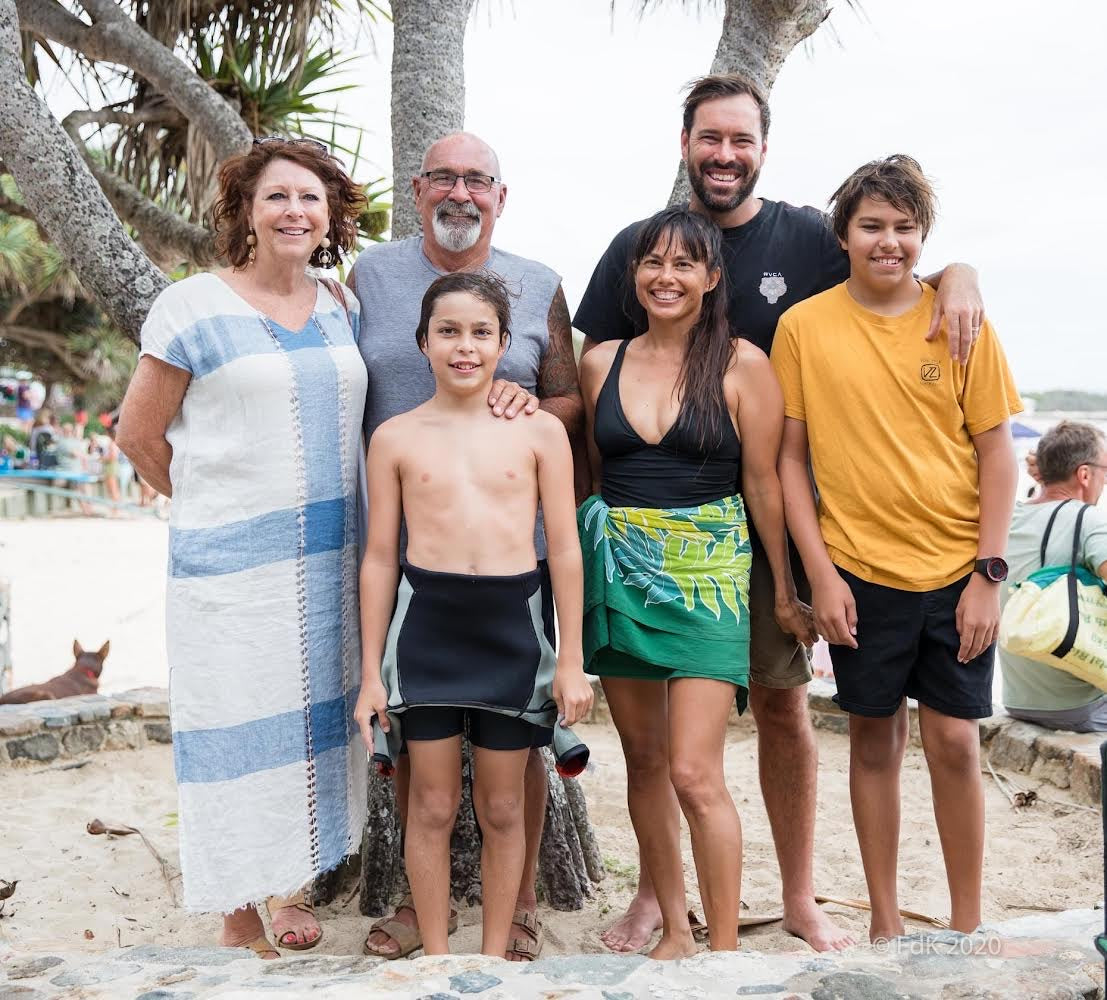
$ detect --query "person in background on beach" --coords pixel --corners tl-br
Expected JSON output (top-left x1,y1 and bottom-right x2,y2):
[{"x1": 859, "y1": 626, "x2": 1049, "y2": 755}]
[
  {"x1": 117, "y1": 136, "x2": 368, "y2": 957},
  {"x1": 1000, "y1": 421, "x2": 1107, "y2": 732},
  {"x1": 350, "y1": 131, "x2": 583, "y2": 962},
  {"x1": 354, "y1": 271, "x2": 592, "y2": 958},
  {"x1": 772, "y1": 154, "x2": 1021, "y2": 940},
  {"x1": 574, "y1": 73, "x2": 987, "y2": 954},
  {"x1": 579, "y1": 208, "x2": 816, "y2": 958}
]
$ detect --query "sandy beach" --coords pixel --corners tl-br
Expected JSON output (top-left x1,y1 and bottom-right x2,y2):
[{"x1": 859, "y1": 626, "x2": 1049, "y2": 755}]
[
  {"x1": 0, "y1": 517, "x2": 1101, "y2": 961},
  {"x1": 1, "y1": 716, "x2": 1100, "y2": 959}
]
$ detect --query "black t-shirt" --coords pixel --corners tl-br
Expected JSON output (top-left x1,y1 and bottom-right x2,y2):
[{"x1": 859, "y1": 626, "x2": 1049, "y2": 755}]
[{"x1": 573, "y1": 199, "x2": 850, "y2": 355}]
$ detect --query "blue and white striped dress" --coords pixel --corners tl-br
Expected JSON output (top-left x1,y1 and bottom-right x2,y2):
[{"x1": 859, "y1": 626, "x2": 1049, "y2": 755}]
[{"x1": 140, "y1": 272, "x2": 368, "y2": 913}]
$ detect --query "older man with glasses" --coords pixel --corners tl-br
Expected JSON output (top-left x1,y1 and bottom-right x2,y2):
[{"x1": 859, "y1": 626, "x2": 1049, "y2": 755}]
[{"x1": 349, "y1": 131, "x2": 582, "y2": 962}]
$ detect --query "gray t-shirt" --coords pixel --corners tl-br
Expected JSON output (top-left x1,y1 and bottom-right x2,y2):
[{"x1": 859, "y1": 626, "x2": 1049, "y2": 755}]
[
  {"x1": 351, "y1": 236, "x2": 561, "y2": 557},
  {"x1": 1000, "y1": 499, "x2": 1107, "y2": 711}
]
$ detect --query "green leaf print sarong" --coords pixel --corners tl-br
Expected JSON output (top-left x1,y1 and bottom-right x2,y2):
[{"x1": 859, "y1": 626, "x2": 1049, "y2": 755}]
[{"x1": 578, "y1": 493, "x2": 752, "y2": 710}]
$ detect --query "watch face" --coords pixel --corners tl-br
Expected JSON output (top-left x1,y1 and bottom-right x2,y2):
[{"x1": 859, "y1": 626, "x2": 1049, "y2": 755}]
[{"x1": 985, "y1": 557, "x2": 1009, "y2": 582}]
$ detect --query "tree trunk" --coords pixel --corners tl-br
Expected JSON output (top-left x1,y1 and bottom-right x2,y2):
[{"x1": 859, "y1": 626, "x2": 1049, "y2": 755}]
[
  {"x1": 668, "y1": 0, "x2": 830, "y2": 206},
  {"x1": 388, "y1": 0, "x2": 477, "y2": 238},
  {"x1": 359, "y1": 744, "x2": 603, "y2": 915},
  {"x1": 0, "y1": 0, "x2": 166, "y2": 341}
]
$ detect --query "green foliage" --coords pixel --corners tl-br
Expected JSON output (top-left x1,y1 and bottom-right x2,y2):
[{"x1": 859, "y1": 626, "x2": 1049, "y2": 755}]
[{"x1": 1023, "y1": 391, "x2": 1107, "y2": 412}]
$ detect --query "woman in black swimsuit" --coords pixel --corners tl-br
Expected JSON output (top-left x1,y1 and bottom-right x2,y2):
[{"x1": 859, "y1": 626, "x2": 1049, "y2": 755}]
[{"x1": 578, "y1": 208, "x2": 815, "y2": 957}]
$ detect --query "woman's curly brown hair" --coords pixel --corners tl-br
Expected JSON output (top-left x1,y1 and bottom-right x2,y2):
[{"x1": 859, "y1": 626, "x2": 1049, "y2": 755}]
[{"x1": 212, "y1": 140, "x2": 367, "y2": 270}]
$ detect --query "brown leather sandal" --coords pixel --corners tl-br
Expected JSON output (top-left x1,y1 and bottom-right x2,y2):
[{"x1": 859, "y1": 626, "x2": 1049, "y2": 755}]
[
  {"x1": 506, "y1": 908, "x2": 544, "y2": 961},
  {"x1": 266, "y1": 889, "x2": 323, "y2": 951},
  {"x1": 363, "y1": 893, "x2": 459, "y2": 959},
  {"x1": 242, "y1": 936, "x2": 281, "y2": 959}
]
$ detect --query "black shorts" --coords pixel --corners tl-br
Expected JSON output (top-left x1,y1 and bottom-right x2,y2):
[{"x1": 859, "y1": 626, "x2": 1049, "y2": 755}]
[
  {"x1": 400, "y1": 560, "x2": 556, "y2": 753},
  {"x1": 404, "y1": 705, "x2": 539, "y2": 751},
  {"x1": 829, "y1": 568, "x2": 994, "y2": 720}
]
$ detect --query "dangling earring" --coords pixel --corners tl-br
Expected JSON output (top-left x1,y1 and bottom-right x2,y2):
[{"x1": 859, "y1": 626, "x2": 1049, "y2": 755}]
[
  {"x1": 246, "y1": 229, "x2": 257, "y2": 265},
  {"x1": 317, "y1": 235, "x2": 334, "y2": 268}
]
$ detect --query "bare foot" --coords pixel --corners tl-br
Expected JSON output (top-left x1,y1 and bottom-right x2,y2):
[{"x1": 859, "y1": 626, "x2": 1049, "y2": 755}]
[
  {"x1": 647, "y1": 930, "x2": 698, "y2": 961},
  {"x1": 783, "y1": 899, "x2": 856, "y2": 952},
  {"x1": 869, "y1": 918, "x2": 906, "y2": 945},
  {"x1": 269, "y1": 903, "x2": 321, "y2": 949},
  {"x1": 221, "y1": 907, "x2": 279, "y2": 960},
  {"x1": 600, "y1": 897, "x2": 663, "y2": 953},
  {"x1": 364, "y1": 900, "x2": 418, "y2": 958}
]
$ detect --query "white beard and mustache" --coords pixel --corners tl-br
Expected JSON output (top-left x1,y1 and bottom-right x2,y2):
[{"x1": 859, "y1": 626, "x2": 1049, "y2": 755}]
[{"x1": 431, "y1": 201, "x2": 482, "y2": 252}]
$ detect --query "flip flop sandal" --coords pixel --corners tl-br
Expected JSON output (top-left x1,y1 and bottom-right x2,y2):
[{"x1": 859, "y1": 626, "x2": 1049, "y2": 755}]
[
  {"x1": 363, "y1": 893, "x2": 459, "y2": 959},
  {"x1": 506, "y1": 908, "x2": 544, "y2": 961},
  {"x1": 266, "y1": 890, "x2": 323, "y2": 951}
]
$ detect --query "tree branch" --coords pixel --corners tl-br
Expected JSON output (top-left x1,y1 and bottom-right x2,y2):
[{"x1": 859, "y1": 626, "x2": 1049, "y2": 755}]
[
  {"x1": 61, "y1": 110, "x2": 217, "y2": 267},
  {"x1": 0, "y1": 0, "x2": 167, "y2": 342},
  {"x1": 16, "y1": 0, "x2": 251, "y2": 161},
  {"x1": 0, "y1": 323, "x2": 91, "y2": 380},
  {"x1": 64, "y1": 105, "x2": 186, "y2": 132}
]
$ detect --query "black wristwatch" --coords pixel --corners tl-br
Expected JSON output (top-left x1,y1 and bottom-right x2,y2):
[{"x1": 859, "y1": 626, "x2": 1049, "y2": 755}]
[{"x1": 974, "y1": 557, "x2": 1009, "y2": 583}]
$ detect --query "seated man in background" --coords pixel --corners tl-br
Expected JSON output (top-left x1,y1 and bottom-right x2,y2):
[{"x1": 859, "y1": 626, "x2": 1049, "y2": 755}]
[{"x1": 1000, "y1": 421, "x2": 1107, "y2": 732}]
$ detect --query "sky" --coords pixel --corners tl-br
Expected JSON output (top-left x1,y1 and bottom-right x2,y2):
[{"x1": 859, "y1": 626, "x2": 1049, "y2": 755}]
[{"x1": 343, "y1": 0, "x2": 1107, "y2": 393}]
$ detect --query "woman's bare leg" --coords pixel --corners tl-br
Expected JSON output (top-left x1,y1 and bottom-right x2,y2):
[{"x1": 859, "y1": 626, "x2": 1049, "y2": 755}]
[
  {"x1": 602, "y1": 676, "x2": 694, "y2": 959},
  {"x1": 667, "y1": 677, "x2": 742, "y2": 951}
]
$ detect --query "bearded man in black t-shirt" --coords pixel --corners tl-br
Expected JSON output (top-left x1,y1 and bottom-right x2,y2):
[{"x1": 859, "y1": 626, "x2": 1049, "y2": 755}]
[{"x1": 574, "y1": 73, "x2": 987, "y2": 954}]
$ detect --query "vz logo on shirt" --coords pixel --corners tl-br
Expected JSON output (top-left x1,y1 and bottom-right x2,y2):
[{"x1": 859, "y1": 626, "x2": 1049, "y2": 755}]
[
  {"x1": 920, "y1": 362, "x2": 942, "y2": 383},
  {"x1": 759, "y1": 273, "x2": 787, "y2": 305}
]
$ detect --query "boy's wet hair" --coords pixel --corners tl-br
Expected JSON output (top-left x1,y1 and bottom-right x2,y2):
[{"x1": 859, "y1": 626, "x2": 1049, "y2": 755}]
[
  {"x1": 828, "y1": 154, "x2": 937, "y2": 241},
  {"x1": 1035, "y1": 421, "x2": 1107, "y2": 484},
  {"x1": 415, "y1": 271, "x2": 513, "y2": 348}
]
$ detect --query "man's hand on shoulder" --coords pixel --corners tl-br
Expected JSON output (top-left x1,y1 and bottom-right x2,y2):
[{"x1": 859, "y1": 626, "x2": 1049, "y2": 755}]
[
  {"x1": 488, "y1": 379, "x2": 540, "y2": 419},
  {"x1": 925, "y1": 263, "x2": 984, "y2": 364}
]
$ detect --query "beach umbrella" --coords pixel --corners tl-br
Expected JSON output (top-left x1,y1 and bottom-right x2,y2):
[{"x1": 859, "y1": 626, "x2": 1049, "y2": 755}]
[{"x1": 1011, "y1": 421, "x2": 1042, "y2": 439}]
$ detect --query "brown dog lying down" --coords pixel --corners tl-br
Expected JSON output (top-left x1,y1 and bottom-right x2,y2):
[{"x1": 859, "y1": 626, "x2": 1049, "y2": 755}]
[{"x1": 0, "y1": 640, "x2": 110, "y2": 704}]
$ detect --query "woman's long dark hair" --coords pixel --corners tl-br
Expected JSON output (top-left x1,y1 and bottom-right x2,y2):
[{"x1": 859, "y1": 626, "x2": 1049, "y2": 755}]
[{"x1": 630, "y1": 207, "x2": 732, "y2": 451}]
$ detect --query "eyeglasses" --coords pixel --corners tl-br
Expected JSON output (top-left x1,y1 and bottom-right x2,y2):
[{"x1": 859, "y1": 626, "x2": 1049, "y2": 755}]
[
  {"x1": 253, "y1": 135, "x2": 329, "y2": 154},
  {"x1": 420, "y1": 170, "x2": 498, "y2": 194},
  {"x1": 1084, "y1": 462, "x2": 1107, "y2": 472}
]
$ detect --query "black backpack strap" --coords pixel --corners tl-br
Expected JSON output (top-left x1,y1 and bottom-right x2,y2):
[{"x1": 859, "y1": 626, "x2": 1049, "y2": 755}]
[
  {"x1": 1040, "y1": 498, "x2": 1074, "y2": 568},
  {"x1": 1051, "y1": 503, "x2": 1091, "y2": 658}
]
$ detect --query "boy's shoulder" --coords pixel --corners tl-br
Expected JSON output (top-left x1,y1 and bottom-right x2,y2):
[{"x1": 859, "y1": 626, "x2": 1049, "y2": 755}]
[
  {"x1": 778, "y1": 282, "x2": 848, "y2": 328},
  {"x1": 369, "y1": 407, "x2": 422, "y2": 446}
]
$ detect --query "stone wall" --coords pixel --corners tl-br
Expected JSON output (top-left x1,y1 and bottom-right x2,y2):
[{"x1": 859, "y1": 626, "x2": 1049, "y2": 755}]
[{"x1": 0, "y1": 688, "x2": 171, "y2": 767}]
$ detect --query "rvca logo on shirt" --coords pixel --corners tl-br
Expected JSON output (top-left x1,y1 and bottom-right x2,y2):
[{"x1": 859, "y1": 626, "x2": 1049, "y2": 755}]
[{"x1": 759, "y1": 273, "x2": 787, "y2": 305}]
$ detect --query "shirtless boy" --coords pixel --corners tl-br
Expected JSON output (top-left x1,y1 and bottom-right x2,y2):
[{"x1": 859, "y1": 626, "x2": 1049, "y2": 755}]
[{"x1": 355, "y1": 271, "x2": 593, "y2": 958}]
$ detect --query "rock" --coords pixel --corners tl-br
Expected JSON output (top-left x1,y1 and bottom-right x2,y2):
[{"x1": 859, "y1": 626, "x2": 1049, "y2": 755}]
[
  {"x1": 6, "y1": 733, "x2": 59, "y2": 762},
  {"x1": 811, "y1": 972, "x2": 923, "y2": 1000},
  {"x1": 136, "y1": 992, "x2": 195, "y2": 1000},
  {"x1": 448, "y1": 970, "x2": 503, "y2": 993},
  {"x1": 102, "y1": 720, "x2": 143, "y2": 751},
  {"x1": 144, "y1": 721, "x2": 173, "y2": 744},
  {"x1": 0, "y1": 987, "x2": 46, "y2": 1000},
  {"x1": 4, "y1": 956, "x2": 65, "y2": 979},
  {"x1": 735, "y1": 987, "x2": 789, "y2": 996},
  {"x1": 987, "y1": 721, "x2": 1042, "y2": 773},
  {"x1": 73, "y1": 698, "x2": 113, "y2": 723},
  {"x1": 50, "y1": 962, "x2": 143, "y2": 987},
  {"x1": 31, "y1": 704, "x2": 79, "y2": 728},
  {"x1": 62, "y1": 725, "x2": 104, "y2": 755},
  {"x1": 259, "y1": 955, "x2": 379, "y2": 977},
  {"x1": 0, "y1": 709, "x2": 42, "y2": 738},
  {"x1": 121, "y1": 945, "x2": 247, "y2": 966},
  {"x1": 525, "y1": 954, "x2": 645, "y2": 986}
]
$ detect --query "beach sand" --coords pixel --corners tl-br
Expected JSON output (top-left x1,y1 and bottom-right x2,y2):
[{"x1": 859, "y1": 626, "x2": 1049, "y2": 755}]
[
  {"x1": 0, "y1": 519, "x2": 1101, "y2": 959},
  {"x1": 0, "y1": 717, "x2": 1099, "y2": 959}
]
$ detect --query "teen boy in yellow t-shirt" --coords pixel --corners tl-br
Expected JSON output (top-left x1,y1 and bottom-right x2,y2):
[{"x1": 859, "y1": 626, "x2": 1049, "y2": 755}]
[{"x1": 771, "y1": 155, "x2": 1021, "y2": 943}]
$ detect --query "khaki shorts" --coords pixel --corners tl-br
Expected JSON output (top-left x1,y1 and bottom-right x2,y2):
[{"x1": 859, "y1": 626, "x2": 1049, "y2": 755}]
[{"x1": 748, "y1": 541, "x2": 813, "y2": 690}]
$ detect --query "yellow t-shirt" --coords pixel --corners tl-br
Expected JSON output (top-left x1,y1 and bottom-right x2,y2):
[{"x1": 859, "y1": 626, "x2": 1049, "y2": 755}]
[{"x1": 770, "y1": 281, "x2": 1023, "y2": 591}]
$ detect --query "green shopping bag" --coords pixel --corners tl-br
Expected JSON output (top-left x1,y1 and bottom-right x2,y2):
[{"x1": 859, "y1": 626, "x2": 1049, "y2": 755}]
[{"x1": 999, "y1": 500, "x2": 1107, "y2": 692}]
